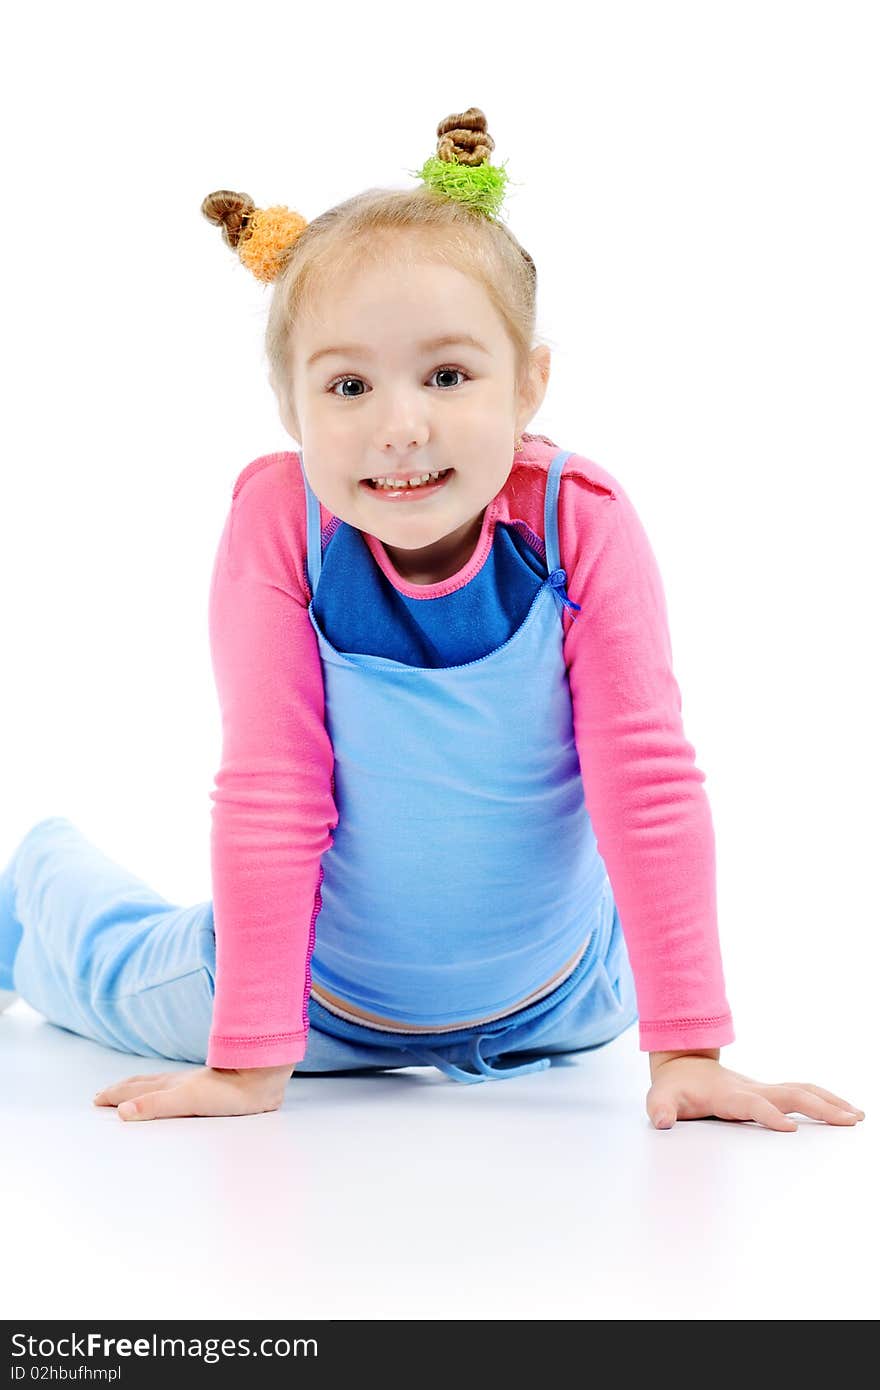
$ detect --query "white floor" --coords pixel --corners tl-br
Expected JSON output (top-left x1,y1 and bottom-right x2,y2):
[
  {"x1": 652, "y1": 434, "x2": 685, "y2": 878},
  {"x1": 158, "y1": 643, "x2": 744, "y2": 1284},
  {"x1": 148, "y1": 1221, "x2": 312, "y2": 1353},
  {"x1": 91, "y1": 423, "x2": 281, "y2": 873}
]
[{"x1": 1, "y1": 999, "x2": 874, "y2": 1321}]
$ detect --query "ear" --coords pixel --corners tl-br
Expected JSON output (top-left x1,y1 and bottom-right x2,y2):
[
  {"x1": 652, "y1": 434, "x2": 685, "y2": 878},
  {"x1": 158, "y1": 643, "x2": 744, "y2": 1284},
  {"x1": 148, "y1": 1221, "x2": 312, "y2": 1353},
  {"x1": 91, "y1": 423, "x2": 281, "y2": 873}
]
[{"x1": 515, "y1": 345, "x2": 551, "y2": 436}]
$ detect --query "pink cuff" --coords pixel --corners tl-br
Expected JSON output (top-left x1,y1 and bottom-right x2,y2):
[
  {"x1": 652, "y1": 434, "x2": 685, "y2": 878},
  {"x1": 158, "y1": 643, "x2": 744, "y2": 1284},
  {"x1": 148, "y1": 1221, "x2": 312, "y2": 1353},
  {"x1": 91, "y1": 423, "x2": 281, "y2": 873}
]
[
  {"x1": 206, "y1": 1031, "x2": 309, "y2": 1070},
  {"x1": 638, "y1": 1013, "x2": 735, "y2": 1053}
]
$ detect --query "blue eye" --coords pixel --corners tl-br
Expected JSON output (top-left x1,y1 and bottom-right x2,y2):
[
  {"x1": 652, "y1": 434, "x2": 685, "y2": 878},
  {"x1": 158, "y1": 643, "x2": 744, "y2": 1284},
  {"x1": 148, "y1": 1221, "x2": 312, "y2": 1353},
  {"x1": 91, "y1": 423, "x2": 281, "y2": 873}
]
[{"x1": 327, "y1": 366, "x2": 470, "y2": 398}]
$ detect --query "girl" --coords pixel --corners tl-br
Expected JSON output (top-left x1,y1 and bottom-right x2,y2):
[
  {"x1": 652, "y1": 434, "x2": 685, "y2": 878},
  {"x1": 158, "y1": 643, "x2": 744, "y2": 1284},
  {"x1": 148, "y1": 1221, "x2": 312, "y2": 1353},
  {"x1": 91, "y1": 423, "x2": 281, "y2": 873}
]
[{"x1": 0, "y1": 107, "x2": 864, "y2": 1130}]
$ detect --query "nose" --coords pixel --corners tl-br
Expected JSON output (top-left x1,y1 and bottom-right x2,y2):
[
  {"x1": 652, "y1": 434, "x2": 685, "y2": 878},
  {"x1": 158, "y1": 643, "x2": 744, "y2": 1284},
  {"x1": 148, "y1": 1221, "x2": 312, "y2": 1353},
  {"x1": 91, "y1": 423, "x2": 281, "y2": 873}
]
[
  {"x1": 378, "y1": 435, "x2": 427, "y2": 456},
  {"x1": 375, "y1": 409, "x2": 430, "y2": 455}
]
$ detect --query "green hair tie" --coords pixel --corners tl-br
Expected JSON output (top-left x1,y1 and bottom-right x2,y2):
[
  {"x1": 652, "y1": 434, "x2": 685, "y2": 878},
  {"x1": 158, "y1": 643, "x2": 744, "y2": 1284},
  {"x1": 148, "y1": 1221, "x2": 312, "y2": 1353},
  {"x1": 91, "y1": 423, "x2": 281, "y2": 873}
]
[{"x1": 408, "y1": 151, "x2": 510, "y2": 219}]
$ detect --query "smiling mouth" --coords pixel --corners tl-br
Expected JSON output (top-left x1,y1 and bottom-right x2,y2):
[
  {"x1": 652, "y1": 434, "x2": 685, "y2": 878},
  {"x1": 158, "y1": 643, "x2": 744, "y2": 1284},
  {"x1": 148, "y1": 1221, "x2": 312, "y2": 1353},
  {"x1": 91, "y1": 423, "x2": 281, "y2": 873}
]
[{"x1": 360, "y1": 468, "x2": 454, "y2": 492}]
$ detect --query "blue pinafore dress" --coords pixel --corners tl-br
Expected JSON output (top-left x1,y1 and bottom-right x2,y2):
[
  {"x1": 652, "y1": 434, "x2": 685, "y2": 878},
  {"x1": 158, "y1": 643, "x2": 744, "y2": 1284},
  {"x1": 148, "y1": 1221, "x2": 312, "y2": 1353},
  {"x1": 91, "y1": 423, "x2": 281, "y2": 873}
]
[{"x1": 297, "y1": 447, "x2": 637, "y2": 1083}]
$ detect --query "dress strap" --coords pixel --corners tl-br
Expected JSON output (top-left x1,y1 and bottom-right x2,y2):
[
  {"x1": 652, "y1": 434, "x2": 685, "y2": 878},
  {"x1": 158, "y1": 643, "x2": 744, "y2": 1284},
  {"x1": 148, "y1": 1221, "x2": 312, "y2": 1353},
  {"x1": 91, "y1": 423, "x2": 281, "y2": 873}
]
[
  {"x1": 543, "y1": 449, "x2": 582, "y2": 619},
  {"x1": 299, "y1": 451, "x2": 323, "y2": 598}
]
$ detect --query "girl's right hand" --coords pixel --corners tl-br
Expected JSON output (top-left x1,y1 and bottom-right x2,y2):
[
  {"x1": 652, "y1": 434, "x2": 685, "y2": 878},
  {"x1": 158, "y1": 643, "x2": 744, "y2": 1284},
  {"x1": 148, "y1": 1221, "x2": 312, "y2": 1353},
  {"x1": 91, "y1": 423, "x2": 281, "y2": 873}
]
[{"x1": 93, "y1": 1063, "x2": 296, "y2": 1121}]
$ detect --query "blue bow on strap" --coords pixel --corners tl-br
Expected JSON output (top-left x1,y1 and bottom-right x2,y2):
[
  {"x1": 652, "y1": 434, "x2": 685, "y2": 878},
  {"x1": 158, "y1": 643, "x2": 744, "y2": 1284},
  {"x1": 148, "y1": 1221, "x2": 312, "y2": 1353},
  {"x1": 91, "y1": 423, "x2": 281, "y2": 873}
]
[{"x1": 548, "y1": 567, "x2": 582, "y2": 615}]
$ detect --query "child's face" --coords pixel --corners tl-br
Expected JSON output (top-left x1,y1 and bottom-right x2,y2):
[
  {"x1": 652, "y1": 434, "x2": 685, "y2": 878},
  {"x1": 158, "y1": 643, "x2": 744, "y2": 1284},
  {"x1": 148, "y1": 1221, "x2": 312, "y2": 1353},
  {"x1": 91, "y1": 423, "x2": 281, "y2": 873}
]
[{"x1": 276, "y1": 254, "x2": 549, "y2": 582}]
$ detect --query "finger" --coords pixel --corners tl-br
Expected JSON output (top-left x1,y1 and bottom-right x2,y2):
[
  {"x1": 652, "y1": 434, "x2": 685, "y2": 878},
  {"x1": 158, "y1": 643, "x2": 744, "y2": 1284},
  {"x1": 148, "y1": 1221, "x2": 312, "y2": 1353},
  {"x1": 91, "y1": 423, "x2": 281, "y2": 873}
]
[
  {"x1": 118, "y1": 1087, "x2": 198, "y2": 1122},
  {"x1": 95, "y1": 1074, "x2": 172, "y2": 1106},
  {"x1": 783, "y1": 1083, "x2": 865, "y2": 1118},
  {"x1": 769, "y1": 1086, "x2": 863, "y2": 1126},
  {"x1": 719, "y1": 1090, "x2": 798, "y2": 1131},
  {"x1": 94, "y1": 1073, "x2": 170, "y2": 1102}
]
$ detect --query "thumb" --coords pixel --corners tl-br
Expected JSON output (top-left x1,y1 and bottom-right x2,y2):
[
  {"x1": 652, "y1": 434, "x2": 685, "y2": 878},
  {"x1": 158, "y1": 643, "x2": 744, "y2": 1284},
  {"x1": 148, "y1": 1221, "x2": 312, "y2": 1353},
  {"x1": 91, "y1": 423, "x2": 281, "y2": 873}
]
[{"x1": 646, "y1": 1080, "x2": 678, "y2": 1129}]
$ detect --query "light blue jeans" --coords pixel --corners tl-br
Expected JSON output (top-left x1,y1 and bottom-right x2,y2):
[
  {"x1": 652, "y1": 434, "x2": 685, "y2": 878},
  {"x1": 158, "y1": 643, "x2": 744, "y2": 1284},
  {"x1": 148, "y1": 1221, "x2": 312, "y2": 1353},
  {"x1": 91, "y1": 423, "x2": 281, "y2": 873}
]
[{"x1": 0, "y1": 816, "x2": 639, "y2": 1084}]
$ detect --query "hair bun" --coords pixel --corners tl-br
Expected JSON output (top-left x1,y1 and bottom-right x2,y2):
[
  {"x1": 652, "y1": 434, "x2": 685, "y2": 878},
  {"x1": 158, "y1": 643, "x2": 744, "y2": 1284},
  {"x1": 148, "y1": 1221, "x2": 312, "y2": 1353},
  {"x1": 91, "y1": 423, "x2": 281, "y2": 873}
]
[
  {"x1": 436, "y1": 108, "x2": 495, "y2": 166},
  {"x1": 200, "y1": 190, "x2": 257, "y2": 250}
]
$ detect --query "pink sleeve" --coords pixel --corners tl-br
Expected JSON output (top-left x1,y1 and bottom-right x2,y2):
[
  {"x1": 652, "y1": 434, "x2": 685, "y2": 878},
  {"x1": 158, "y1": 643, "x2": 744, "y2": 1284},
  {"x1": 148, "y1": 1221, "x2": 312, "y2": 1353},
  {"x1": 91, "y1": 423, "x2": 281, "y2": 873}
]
[
  {"x1": 205, "y1": 456, "x2": 338, "y2": 1069},
  {"x1": 560, "y1": 473, "x2": 735, "y2": 1052}
]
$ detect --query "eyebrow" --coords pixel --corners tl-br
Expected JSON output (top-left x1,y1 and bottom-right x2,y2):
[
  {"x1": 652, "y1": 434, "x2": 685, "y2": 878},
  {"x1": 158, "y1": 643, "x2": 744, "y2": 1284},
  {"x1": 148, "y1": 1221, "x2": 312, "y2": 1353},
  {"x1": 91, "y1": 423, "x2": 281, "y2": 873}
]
[{"x1": 305, "y1": 333, "x2": 491, "y2": 370}]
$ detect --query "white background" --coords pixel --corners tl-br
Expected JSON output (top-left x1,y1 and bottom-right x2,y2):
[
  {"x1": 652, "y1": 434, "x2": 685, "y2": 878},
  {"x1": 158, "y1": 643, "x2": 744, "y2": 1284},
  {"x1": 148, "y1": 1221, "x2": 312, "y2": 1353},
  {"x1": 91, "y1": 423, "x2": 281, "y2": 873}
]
[{"x1": 1, "y1": 0, "x2": 877, "y2": 1321}]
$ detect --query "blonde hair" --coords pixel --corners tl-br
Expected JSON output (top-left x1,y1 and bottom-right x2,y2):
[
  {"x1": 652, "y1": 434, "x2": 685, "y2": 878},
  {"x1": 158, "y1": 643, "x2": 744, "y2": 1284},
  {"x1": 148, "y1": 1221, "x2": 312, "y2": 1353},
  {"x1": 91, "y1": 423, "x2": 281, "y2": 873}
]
[
  {"x1": 201, "y1": 108, "x2": 546, "y2": 412},
  {"x1": 265, "y1": 186, "x2": 542, "y2": 407}
]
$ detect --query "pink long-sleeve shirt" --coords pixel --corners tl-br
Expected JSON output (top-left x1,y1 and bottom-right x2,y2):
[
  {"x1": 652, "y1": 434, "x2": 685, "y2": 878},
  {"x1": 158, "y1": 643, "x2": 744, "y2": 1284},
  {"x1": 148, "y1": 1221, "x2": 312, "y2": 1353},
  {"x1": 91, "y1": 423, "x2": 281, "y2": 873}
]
[{"x1": 206, "y1": 433, "x2": 735, "y2": 1069}]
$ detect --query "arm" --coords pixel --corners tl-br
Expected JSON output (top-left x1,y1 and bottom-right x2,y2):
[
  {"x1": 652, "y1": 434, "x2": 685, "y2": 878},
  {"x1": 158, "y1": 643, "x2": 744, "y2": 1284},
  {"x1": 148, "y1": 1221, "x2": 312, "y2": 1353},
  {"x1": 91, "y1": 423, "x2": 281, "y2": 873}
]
[
  {"x1": 96, "y1": 456, "x2": 338, "y2": 1119},
  {"x1": 557, "y1": 468, "x2": 865, "y2": 1131},
  {"x1": 206, "y1": 456, "x2": 338, "y2": 1070},
  {"x1": 560, "y1": 468, "x2": 735, "y2": 1053}
]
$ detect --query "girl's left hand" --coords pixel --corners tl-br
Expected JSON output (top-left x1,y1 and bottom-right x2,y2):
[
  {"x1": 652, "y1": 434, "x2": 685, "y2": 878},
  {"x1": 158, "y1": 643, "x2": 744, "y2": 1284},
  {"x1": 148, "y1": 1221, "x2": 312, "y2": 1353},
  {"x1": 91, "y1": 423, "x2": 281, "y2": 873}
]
[{"x1": 646, "y1": 1056, "x2": 866, "y2": 1131}]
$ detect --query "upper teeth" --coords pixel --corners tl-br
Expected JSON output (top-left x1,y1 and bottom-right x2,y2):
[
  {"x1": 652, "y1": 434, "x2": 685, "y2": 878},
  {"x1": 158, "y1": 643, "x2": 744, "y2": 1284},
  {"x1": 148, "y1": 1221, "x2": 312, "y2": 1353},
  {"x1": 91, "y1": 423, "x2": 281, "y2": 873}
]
[{"x1": 370, "y1": 471, "x2": 443, "y2": 488}]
